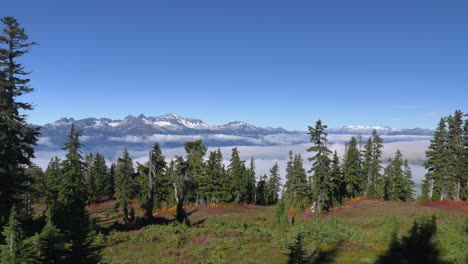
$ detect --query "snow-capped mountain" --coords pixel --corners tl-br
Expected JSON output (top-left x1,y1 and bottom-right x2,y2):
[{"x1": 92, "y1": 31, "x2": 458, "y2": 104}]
[
  {"x1": 34, "y1": 114, "x2": 433, "y2": 157},
  {"x1": 326, "y1": 125, "x2": 433, "y2": 136}
]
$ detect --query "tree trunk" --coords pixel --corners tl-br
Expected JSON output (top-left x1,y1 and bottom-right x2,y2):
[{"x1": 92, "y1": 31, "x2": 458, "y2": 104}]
[{"x1": 429, "y1": 179, "x2": 434, "y2": 199}]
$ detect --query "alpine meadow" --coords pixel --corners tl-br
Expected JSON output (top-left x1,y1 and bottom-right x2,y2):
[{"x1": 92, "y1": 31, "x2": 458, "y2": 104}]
[{"x1": 1, "y1": 1, "x2": 467, "y2": 264}]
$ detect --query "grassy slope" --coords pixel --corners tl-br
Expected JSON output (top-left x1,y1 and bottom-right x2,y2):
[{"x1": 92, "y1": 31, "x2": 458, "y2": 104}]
[{"x1": 88, "y1": 199, "x2": 467, "y2": 264}]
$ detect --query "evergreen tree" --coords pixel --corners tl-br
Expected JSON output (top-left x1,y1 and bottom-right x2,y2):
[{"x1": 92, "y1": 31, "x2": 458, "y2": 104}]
[
  {"x1": 42, "y1": 157, "x2": 61, "y2": 212},
  {"x1": 267, "y1": 163, "x2": 281, "y2": 205},
  {"x1": 463, "y1": 115, "x2": 468, "y2": 200},
  {"x1": 56, "y1": 125, "x2": 98, "y2": 263},
  {"x1": 273, "y1": 200, "x2": 288, "y2": 229},
  {"x1": 169, "y1": 156, "x2": 190, "y2": 224},
  {"x1": 383, "y1": 150, "x2": 414, "y2": 201},
  {"x1": 343, "y1": 137, "x2": 362, "y2": 198},
  {"x1": 36, "y1": 209, "x2": 67, "y2": 263},
  {"x1": 0, "y1": 16, "x2": 39, "y2": 223},
  {"x1": 423, "y1": 118, "x2": 449, "y2": 200},
  {"x1": 256, "y1": 174, "x2": 268, "y2": 205},
  {"x1": 307, "y1": 120, "x2": 333, "y2": 212},
  {"x1": 331, "y1": 151, "x2": 345, "y2": 204},
  {"x1": 184, "y1": 140, "x2": 207, "y2": 204},
  {"x1": 228, "y1": 147, "x2": 246, "y2": 203},
  {"x1": 446, "y1": 110, "x2": 464, "y2": 201},
  {"x1": 89, "y1": 153, "x2": 111, "y2": 201},
  {"x1": 286, "y1": 233, "x2": 307, "y2": 264},
  {"x1": 284, "y1": 154, "x2": 310, "y2": 210},
  {"x1": 370, "y1": 130, "x2": 384, "y2": 197},
  {"x1": 362, "y1": 138, "x2": 373, "y2": 197},
  {"x1": 114, "y1": 148, "x2": 135, "y2": 224},
  {"x1": 145, "y1": 143, "x2": 166, "y2": 219},
  {"x1": 83, "y1": 153, "x2": 95, "y2": 203},
  {"x1": 0, "y1": 206, "x2": 35, "y2": 264},
  {"x1": 246, "y1": 158, "x2": 257, "y2": 204}
]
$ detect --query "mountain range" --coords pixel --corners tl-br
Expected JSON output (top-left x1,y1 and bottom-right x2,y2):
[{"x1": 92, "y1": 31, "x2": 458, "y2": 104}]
[{"x1": 35, "y1": 114, "x2": 433, "y2": 153}]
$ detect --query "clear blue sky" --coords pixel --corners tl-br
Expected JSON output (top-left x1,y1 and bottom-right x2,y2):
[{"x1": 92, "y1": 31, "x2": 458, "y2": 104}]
[{"x1": 3, "y1": 0, "x2": 468, "y2": 130}]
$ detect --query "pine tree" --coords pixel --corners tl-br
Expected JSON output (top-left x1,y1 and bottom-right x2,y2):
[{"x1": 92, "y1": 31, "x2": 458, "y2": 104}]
[
  {"x1": 331, "y1": 151, "x2": 345, "y2": 204},
  {"x1": 0, "y1": 16, "x2": 39, "y2": 222},
  {"x1": 370, "y1": 130, "x2": 384, "y2": 197},
  {"x1": 0, "y1": 206, "x2": 35, "y2": 264},
  {"x1": 267, "y1": 163, "x2": 281, "y2": 205},
  {"x1": 284, "y1": 154, "x2": 310, "y2": 210},
  {"x1": 114, "y1": 148, "x2": 135, "y2": 224},
  {"x1": 463, "y1": 114, "x2": 468, "y2": 200},
  {"x1": 56, "y1": 125, "x2": 98, "y2": 263},
  {"x1": 184, "y1": 140, "x2": 207, "y2": 204},
  {"x1": 446, "y1": 110, "x2": 464, "y2": 201},
  {"x1": 228, "y1": 147, "x2": 246, "y2": 204},
  {"x1": 343, "y1": 137, "x2": 362, "y2": 198},
  {"x1": 89, "y1": 153, "x2": 111, "y2": 202},
  {"x1": 36, "y1": 209, "x2": 67, "y2": 263},
  {"x1": 246, "y1": 158, "x2": 257, "y2": 204},
  {"x1": 362, "y1": 138, "x2": 373, "y2": 197},
  {"x1": 43, "y1": 157, "x2": 62, "y2": 212},
  {"x1": 307, "y1": 120, "x2": 333, "y2": 212},
  {"x1": 273, "y1": 200, "x2": 288, "y2": 229},
  {"x1": 256, "y1": 174, "x2": 268, "y2": 205},
  {"x1": 286, "y1": 233, "x2": 307, "y2": 264},
  {"x1": 169, "y1": 156, "x2": 190, "y2": 224},
  {"x1": 83, "y1": 153, "x2": 94, "y2": 203},
  {"x1": 423, "y1": 118, "x2": 449, "y2": 200},
  {"x1": 383, "y1": 150, "x2": 414, "y2": 201},
  {"x1": 145, "y1": 143, "x2": 166, "y2": 219}
]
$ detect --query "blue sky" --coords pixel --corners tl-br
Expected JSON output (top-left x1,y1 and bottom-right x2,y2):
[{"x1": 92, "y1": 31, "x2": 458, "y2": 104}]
[{"x1": 3, "y1": 0, "x2": 468, "y2": 130}]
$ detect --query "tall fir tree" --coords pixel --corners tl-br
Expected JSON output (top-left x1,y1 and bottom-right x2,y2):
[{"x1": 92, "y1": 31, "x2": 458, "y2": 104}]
[
  {"x1": 0, "y1": 206, "x2": 35, "y2": 264},
  {"x1": 89, "y1": 153, "x2": 111, "y2": 202},
  {"x1": 0, "y1": 16, "x2": 39, "y2": 223},
  {"x1": 307, "y1": 120, "x2": 333, "y2": 212},
  {"x1": 228, "y1": 147, "x2": 246, "y2": 203},
  {"x1": 144, "y1": 143, "x2": 166, "y2": 219},
  {"x1": 184, "y1": 140, "x2": 207, "y2": 204},
  {"x1": 343, "y1": 137, "x2": 362, "y2": 198},
  {"x1": 331, "y1": 151, "x2": 345, "y2": 204},
  {"x1": 36, "y1": 209, "x2": 67, "y2": 263},
  {"x1": 56, "y1": 125, "x2": 98, "y2": 263},
  {"x1": 256, "y1": 174, "x2": 268, "y2": 205},
  {"x1": 446, "y1": 110, "x2": 464, "y2": 201},
  {"x1": 423, "y1": 118, "x2": 449, "y2": 200},
  {"x1": 114, "y1": 148, "x2": 135, "y2": 224},
  {"x1": 267, "y1": 163, "x2": 281, "y2": 205},
  {"x1": 246, "y1": 158, "x2": 257, "y2": 204}
]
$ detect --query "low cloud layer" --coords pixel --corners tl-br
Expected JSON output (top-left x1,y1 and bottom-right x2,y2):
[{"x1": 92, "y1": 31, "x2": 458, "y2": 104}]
[{"x1": 33, "y1": 133, "x2": 430, "y2": 184}]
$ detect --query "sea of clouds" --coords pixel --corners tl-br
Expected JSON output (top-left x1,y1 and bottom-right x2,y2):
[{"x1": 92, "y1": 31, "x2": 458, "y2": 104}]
[{"x1": 34, "y1": 133, "x2": 431, "y2": 184}]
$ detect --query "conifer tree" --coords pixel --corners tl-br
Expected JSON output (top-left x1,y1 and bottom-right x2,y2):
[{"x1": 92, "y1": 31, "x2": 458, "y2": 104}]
[
  {"x1": 42, "y1": 157, "x2": 61, "y2": 212},
  {"x1": 246, "y1": 158, "x2": 257, "y2": 204},
  {"x1": 286, "y1": 233, "x2": 307, "y2": 264},
  {"x1": 307, "y1": 120, "x2": 333, "y2": 212},
  {"x1": 36, "y1": 209, "x2": 67, "y2": 263},
  {"x1": 446, "y1": 110, "x2": 464, "y2": 201},
  {"x1": 228, "y1": 147, "x2": 246, "y2": 203},
  {"x1": 423, "y1": 118, "x2": 449, "y2": 200},
  {"x1": 267, "y1": 163, "x2": 281, "y2": 205},
  {"x1": 343, "y1": 137, "x2": 362, "y2": 198},
  {"x1": 184, "y1": 140, "x2": 207, "y2": 203},
  {"x1": 331, "y1": 151, "x2": 345, "y2": 204},
  {"x1": 114, "y1": 148, "x2": 135, "y2": 224},
  {"x1": 89, "y1": 153, "x2": 111, "y2": 201},
  {"x1": 370, "y1": 130, "x2": 384, "y2": 197},
  {"x1": 362, "y1": 138, "x2": 373, "y2": 197},
  {"x1": 463, "y1": 115, "x2": 468, "y2": 200},
  {"x1": 284, "y1": 154, "x2": 310, "y2": 210},
  {"x1": 0, "y1": 16, "x2": 39, "y2": 222},
  {"x1": 0, "y1": 206, "x2": 35, "y2": 264},
  {"x1": 256, "y1": 174, "x2": 268, "y2": 205},
  {"x1": 383, "y1": 150, "x2": 414, "y2": 201},
  {"x1": 273, "y1": 200, "x2": 288, "y2": 229},
  {"x1": 145, "y1": 143, "x2": 166, "y2": 219},
  {"x1": 56, "y1": 125, "x2": 98, "y2": 263}
]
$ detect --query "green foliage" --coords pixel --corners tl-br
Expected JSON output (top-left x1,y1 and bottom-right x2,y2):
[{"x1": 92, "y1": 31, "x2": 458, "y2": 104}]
[
  {"x1": 0, "y1": 206, "x2": 36, "y2": 264},
  {"x1": 307, "y1": 120, "x2": 333, "y2": 212},
  {"x1": 382, "y1": 150, "x2": 415, "y2": 201},
  {"x1": 343, "y1": 136, "x2": 362, "y2": 198},
  {"x1": 286, "y1": 233, "x2": 308, "y2": 264},
  {"x1": 284, "y1": 153, "x2": 310, "y2": 210},
  {"x1": 273, "y1": 201, "x2": 289, "y2": 229},
  {"x1": 0, "y1": 16, "x2": 39, "y2": 223},
  {"x1": 114, "y1": 148, "x2": 136, "y2": 223}
]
